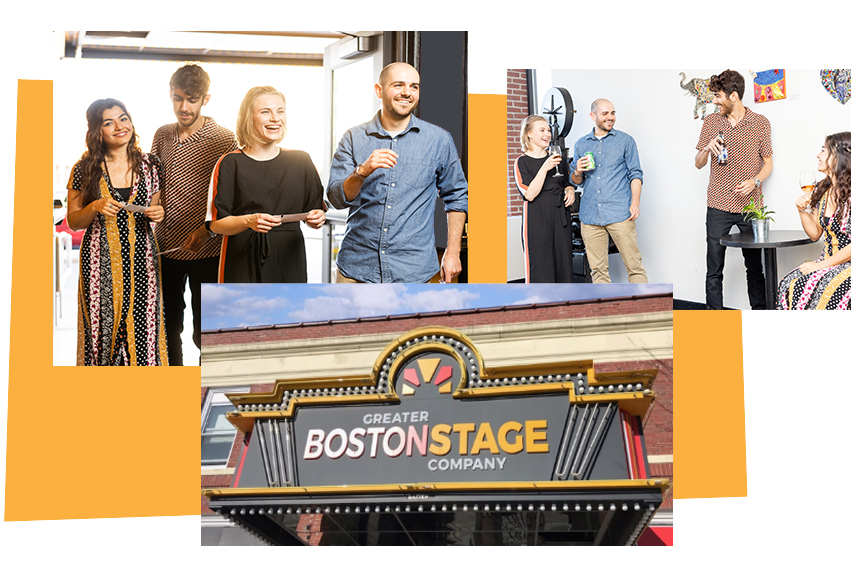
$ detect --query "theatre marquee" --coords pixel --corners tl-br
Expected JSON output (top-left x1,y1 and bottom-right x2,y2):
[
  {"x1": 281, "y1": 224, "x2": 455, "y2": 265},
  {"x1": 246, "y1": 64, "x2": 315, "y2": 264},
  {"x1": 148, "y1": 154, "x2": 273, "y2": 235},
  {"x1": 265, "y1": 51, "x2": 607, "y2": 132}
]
[{"x1": 203, "y1": 326, "x2": 668, "y2": 546}]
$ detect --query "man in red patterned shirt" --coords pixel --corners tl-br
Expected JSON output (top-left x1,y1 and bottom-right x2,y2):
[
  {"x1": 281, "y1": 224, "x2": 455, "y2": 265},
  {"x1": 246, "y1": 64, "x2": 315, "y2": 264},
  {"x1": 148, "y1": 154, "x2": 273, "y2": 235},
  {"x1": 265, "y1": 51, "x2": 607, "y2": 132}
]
[
  {"x1": 152, "y1": 64, "x2": 238, "y2": 364},
  {"x1": 695, "y1": 69, "x2": 773, "y2": 310}
]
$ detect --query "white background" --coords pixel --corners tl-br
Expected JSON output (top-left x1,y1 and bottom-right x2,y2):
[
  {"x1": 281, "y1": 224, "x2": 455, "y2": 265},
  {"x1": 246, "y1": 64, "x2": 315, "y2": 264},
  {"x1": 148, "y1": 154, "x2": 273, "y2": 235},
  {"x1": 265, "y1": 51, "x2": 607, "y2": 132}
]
[{"x1": 1, "y1": 5, "x2": 858, "y2": 562}]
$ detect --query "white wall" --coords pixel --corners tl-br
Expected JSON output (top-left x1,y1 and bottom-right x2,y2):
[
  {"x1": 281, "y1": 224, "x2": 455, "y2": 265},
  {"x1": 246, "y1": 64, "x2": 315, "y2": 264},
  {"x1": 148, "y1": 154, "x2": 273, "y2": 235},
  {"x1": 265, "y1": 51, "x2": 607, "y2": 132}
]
[{"x1": 514, "y1": 69, "x2": 849, "y2": 307}]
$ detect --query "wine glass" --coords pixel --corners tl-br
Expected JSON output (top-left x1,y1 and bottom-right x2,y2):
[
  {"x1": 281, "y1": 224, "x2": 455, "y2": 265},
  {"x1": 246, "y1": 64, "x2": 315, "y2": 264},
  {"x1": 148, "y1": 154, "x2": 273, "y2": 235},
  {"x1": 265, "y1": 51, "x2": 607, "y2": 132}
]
[
  {"x1": 799, "y1": 171, "x2": 816, "y2": 213},
  {"x1": 548, "y1": 144, "x2": 563, "y2": 177}
]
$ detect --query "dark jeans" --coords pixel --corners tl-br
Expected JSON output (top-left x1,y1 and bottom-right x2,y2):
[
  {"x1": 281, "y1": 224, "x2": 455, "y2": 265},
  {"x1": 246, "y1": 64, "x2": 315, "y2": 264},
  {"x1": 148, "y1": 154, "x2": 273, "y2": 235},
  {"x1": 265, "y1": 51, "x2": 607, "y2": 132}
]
[
  {"x1": 160, "y1": 255, "x2": 219, "y2": 366},
  {"x1": 705, "y1": 207, "x2": 767, "y2": 310}
]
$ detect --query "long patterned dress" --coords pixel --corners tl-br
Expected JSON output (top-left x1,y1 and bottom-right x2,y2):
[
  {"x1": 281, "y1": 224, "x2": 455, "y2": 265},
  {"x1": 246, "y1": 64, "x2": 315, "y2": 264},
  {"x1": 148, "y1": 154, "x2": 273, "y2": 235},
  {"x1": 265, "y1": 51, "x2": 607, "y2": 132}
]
[
  {"x1": 67, "y1": 154, "x2": 169, "y2": 365},
  {"x1": 777, "y1": 193, "x2": 851, "y2": 310}
]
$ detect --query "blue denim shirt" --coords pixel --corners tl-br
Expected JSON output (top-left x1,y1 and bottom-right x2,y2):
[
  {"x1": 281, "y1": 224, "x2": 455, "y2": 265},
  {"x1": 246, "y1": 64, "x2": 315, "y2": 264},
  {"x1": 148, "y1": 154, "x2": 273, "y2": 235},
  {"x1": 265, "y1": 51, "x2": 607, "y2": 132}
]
[
  {"x1": 570, "y1": 128, "x2": 643, "y2": 226},
  {"x1": 327, "y1": 112, "x2": 468, "y2": 282}
]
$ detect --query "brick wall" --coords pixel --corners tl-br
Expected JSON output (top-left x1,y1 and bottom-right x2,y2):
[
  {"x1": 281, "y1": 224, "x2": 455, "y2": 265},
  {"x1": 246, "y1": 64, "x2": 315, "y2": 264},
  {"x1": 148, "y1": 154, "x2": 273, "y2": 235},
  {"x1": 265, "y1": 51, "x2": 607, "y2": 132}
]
[
  {"x1": 649, "y1": 462, "x2": 674, "y2": 510},
  {"x1": 201, "y1": 383, "x2": 274, "y2": 514},
  {"x1": 508, "y1": 69, "x2": 530, "y2": 217},
  {"x1": 202, "y1": 294, "x2": 672, "y2": 347},
  {"x1": 201, "y1": 300, "x2": 673, "y2": 515},
  {"x1": 595, "y1": 358, "x2": 673, "y2": 510}
]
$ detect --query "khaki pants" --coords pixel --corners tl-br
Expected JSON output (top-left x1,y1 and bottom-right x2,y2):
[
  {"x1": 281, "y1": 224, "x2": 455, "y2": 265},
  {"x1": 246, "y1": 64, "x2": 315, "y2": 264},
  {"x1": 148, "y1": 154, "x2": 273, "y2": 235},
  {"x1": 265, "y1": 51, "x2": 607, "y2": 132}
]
[
  {"x1": 581, "y1": 220, "x2": 648, "y2": 284},
  {"x1": 335, "y1": 270, "x2": 362, "y2": 283}
]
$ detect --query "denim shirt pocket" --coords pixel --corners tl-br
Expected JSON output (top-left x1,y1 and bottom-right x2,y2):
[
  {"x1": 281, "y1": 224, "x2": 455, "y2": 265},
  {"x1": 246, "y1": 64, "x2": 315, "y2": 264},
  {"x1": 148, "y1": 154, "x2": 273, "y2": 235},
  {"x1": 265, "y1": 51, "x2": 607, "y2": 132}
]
[{"x1": 401, "y1": 157, "x2": 436, "y2": 191}]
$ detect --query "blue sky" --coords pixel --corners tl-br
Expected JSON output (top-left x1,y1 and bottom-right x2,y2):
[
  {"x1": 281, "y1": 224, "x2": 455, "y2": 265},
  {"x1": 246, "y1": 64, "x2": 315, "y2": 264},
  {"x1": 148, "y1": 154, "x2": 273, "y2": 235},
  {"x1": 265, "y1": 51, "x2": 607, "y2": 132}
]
[{"x1": 201, "y1": 284, "x2": 673, "y2": 330}]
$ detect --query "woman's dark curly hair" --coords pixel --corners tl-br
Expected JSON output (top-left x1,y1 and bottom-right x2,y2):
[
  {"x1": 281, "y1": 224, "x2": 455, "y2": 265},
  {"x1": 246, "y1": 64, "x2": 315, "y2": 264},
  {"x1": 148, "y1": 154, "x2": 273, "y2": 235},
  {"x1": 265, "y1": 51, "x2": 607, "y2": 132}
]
[
  {"x1": 811, "y1": 131, "x2": 851, "y2": 226},
  {"x1": 77, "y1": 98, "x2": 142, "y2": 206}
]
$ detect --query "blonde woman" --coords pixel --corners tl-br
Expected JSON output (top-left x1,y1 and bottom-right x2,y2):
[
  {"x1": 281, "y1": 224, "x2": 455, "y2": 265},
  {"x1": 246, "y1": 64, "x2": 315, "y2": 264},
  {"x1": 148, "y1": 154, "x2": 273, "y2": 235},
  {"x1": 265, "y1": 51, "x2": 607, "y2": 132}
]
[
  {"x1": 512, "y1": 115, "x2": 576, "y2": 282},
  {"x1": 206, "y1": 86, "x2": 326, "y2": 282}
]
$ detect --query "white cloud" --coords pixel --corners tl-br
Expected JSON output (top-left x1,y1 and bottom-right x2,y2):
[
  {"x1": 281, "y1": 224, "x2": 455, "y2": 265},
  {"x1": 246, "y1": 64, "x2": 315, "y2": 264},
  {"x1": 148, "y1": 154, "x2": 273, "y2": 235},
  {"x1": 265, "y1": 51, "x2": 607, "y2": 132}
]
[
  {"x1": 288, "y1": 285, "x2": 480, "y2": 322},
  {"x1": 201, "y1": 285, "x2": 292, "y2": 325},
  {"x1": 512, "y1": 284, "x2": 672, "y2": 306}
]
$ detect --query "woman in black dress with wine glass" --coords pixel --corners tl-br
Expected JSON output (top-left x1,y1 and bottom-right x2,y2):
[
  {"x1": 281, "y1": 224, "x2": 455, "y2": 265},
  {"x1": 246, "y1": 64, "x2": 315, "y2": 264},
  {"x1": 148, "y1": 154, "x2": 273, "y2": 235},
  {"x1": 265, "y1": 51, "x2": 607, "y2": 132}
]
[{"x1": 513, "y1": 115, "x2": 576, "y2": 283}]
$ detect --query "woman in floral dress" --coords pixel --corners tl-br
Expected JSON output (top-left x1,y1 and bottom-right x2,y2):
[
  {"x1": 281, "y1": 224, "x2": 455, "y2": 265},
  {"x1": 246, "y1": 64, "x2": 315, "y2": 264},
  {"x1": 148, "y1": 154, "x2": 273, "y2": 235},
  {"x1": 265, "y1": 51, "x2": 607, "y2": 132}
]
[
  {"x1": 778, "y1": 132, "x2": 851, "y2": 310},
  {"x1": 66, "y1": 98, "x2": 169, "y2": 365}
]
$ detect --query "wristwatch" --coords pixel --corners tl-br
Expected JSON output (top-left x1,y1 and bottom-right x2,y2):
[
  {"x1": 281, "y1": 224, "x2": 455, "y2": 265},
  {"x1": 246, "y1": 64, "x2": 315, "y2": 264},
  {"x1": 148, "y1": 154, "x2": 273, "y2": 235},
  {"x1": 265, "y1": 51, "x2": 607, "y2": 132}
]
[
  {"x1": 353, "y1": 165, "x2": 367, "y2": 179},
  {"x1": 754, "y1": 178, "x2": 762, "y2": 189}
]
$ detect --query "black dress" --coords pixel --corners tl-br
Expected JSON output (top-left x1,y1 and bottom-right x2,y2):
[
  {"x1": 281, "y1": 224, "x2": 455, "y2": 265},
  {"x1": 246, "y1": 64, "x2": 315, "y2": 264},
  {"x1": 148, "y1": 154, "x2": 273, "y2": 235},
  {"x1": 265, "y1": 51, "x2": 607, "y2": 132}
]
[
  {"x1": 208, "y1": 149, "x2": 324, "y2": 283},
  {"x1": 513, "y1": 154, "x2": 574, "y2": 283}
]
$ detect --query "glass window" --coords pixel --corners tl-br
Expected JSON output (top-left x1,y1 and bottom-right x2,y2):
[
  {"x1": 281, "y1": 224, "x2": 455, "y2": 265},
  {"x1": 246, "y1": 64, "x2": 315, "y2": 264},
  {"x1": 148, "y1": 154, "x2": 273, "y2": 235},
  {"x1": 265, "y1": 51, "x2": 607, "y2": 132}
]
[{"x1": 201, "y1": 390, "x2": 246, "y2": 467}]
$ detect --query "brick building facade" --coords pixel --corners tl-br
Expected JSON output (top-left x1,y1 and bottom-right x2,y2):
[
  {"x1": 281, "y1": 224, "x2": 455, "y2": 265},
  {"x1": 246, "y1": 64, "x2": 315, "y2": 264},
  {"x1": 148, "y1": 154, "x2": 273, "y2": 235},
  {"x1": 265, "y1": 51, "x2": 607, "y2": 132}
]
[
  {"x1": 200, "y1": 293, "x2": 673, "y2": 545},
  {"x1": 507, "y1": 69, "x2": 531, "y2": 218}
]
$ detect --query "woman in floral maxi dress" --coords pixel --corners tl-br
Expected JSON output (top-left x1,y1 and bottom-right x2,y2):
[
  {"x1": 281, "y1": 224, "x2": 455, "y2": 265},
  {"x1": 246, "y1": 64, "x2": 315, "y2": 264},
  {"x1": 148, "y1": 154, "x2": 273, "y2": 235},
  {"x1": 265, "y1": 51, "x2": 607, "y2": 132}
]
[
  {"x1": 778, "y1": 132, "x2": 851, "y2": 310},
  {"x1": 66, "y1": 98, "x2": 169, "y2": 365}
]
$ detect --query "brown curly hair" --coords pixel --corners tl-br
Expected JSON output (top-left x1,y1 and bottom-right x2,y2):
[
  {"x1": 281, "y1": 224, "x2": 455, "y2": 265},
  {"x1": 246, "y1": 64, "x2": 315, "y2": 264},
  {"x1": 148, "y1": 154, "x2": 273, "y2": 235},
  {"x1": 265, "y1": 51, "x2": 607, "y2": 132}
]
[
  {"x1": 811, "y1": 131, "x2": 851, "y2": 225},
  {"x1": 77, "y1": 98, "x2": 143, "y2": 206},
  {"x1": 708, "y1": 69, "x2": 745, "y2": 100},
  {"x1": 169, "y1": 63, "x2": 211, "y2": 98}
]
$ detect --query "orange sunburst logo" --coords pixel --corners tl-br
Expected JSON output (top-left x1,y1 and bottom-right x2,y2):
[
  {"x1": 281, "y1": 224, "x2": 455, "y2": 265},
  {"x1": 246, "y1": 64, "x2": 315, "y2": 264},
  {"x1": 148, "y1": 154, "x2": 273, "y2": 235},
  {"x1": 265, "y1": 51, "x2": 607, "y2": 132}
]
[{"x1": 400, "y1": 357, "x2": 453, "y2": 396}]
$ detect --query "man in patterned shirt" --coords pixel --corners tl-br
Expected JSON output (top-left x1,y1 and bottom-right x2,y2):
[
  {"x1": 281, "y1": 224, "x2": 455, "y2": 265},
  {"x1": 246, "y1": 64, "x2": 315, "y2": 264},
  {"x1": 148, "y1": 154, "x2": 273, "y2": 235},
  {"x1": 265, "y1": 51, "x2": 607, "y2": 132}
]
[
  {"x1": 152, "y1": 64, "x2": 237, "y2": 365},
  {"x1": 695, "y1": 69, "x2": 773, "y2": 310}
]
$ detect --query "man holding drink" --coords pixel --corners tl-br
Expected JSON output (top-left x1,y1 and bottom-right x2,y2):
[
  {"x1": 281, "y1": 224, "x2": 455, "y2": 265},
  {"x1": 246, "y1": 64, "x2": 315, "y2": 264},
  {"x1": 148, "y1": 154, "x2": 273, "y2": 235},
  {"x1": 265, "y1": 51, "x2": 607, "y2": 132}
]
[
  {"x1": 694, "y1": 69, "x2": 773, "y2": 309},
  {"x1": 570, "y1": 98, "x2": 648, "y2": 284},
  {"x1": 327, "y1": 62, "x2": 468, "y2": 283}
]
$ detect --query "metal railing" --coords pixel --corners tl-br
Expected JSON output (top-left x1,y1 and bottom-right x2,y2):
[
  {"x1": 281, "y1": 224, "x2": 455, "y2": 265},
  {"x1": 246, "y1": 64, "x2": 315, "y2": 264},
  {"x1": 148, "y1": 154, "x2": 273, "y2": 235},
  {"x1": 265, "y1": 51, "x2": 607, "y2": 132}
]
[
  {"x1": 320, "y1": 208, "x2": 348, "y2": 283},
  {"x1": 53, "y1": 230, "x2": 74, "y2": 326}
]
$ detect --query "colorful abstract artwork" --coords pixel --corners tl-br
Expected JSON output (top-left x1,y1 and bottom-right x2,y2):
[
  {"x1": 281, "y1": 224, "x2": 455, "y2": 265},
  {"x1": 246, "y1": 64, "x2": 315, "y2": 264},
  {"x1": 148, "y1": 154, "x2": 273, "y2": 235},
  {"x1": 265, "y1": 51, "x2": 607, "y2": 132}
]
[
  {"x1": 751, "y1": 69, "x2": 786, "y2": 103},
  {"x1": 820, "y1": 69, "x2": 851, "y2": 105}
]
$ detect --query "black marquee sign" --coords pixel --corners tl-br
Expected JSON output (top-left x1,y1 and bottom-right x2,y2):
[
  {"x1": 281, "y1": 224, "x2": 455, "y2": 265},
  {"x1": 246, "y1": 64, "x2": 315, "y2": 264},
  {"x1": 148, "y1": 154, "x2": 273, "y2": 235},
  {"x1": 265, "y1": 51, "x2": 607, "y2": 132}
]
[{"x1": 204, "y1": 327, "x2": 668, "y2": 546}]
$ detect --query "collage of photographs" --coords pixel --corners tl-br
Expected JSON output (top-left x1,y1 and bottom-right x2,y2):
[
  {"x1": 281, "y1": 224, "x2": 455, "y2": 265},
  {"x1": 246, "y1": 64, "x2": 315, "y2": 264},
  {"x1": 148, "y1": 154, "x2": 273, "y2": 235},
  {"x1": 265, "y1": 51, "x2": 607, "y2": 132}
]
[{"x1": 39, "y1": 30, "x2": 849, "y2": 548}]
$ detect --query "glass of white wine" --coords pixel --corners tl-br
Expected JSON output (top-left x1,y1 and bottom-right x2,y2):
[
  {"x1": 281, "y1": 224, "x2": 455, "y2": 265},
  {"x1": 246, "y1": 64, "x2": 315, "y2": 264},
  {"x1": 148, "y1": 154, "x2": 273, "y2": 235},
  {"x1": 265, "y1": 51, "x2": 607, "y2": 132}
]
[
  {"x1": 548, "y1": 144, "x2": 563, "y2": 177},
  {"x1": 799, "y1": 171, "x2": 816, "y2": 214}
]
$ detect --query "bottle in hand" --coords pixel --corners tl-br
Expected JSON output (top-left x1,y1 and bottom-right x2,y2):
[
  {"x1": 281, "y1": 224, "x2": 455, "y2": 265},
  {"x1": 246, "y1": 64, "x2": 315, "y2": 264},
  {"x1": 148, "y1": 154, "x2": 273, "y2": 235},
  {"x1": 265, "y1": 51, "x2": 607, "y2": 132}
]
[{"x1": 717, "y1": 132, "x2": 728, "y2": 165}]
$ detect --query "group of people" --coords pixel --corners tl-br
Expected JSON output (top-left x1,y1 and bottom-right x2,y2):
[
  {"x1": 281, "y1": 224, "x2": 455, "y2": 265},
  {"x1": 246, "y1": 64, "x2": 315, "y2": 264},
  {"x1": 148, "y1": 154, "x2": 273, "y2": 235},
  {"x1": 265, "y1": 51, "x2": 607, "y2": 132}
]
[
  {"x1": 66, "y1": 62, "x2": 468, "y2": 366},
  {"x1": 514, "y1": 69, "x2": 850, "y2": 310},
  {"x1": 515, "y1": 98, "x2": 648, "y2": 285}
]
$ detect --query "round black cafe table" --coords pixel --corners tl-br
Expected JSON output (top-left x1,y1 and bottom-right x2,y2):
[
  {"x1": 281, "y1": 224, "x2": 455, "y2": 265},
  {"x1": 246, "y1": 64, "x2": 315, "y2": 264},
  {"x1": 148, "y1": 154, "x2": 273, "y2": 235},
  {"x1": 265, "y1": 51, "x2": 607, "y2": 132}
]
[{"x1": 720, "y1": 230, "x2": 816, "y2": 310}]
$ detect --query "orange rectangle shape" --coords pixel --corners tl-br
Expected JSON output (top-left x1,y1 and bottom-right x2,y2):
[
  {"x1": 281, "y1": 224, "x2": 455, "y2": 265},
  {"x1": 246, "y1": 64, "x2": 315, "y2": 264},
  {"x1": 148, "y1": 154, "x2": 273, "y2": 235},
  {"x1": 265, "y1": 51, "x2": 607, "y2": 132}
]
[
  {"x1": 674, "y1": 310, "x2": 747, "y2": 498},
  {"x1": 466, "y1": 93, "x2": 507, "y2": 283},
  {"x1": 5, "y1": 80, "x2": 199, "y2": 521}
]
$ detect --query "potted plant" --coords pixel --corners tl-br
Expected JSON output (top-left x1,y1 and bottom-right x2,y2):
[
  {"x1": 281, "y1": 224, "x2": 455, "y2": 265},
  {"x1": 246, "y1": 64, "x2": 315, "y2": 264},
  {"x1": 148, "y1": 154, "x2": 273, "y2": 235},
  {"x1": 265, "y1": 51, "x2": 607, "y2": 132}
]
[{"x1": 742, "y1": 196, "x2": 775, "y2": 241}]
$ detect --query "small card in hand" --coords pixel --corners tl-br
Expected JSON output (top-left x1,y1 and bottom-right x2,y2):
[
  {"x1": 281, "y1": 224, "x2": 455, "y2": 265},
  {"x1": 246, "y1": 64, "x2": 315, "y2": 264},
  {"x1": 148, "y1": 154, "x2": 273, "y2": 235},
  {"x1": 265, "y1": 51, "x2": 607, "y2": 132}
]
[
  {"x1": 275, "y1": 213, "x2": 310, "y2": 223},
  {"x1": 123, "y1": 203, "x2": 148, "y2": 214}
]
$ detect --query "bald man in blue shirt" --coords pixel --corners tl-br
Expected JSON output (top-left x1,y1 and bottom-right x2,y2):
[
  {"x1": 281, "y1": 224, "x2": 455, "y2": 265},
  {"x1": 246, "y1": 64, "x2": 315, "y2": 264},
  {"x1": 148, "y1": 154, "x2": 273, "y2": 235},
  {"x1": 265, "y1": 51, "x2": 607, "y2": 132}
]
[{"x1": 570, "y1": 98, "x2": 648, "y2": 284}]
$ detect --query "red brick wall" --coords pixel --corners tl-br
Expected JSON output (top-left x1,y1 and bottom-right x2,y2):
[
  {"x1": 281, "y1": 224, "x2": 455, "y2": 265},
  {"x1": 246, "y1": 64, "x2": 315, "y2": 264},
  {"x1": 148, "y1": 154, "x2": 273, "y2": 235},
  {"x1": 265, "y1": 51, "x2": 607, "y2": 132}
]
[
  {"x1": 201, "y1": 300, "x2": 673, "y2": 515},
  {"x1": 201, "y1": 384, "x2": 273, "y2": 514},
  {"x1": 202, "y1": 294, "x2": 672, "y2": 347},
  {"x1": 649, "y1": 462, "x2": 674, "y2": 510},
  {"x1": 595, "y1": 358, "x2": 673, "y2": 510},
  {"x1": 508, "y1": 69, "x2": 530, "y2": 217}
]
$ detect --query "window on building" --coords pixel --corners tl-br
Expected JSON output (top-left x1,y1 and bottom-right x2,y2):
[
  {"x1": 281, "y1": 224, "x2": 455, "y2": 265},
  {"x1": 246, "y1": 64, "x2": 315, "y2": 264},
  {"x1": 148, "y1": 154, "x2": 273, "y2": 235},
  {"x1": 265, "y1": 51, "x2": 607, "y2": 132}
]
[{"x1": 201, "y1": 389, "x2": 247, "y2": 468}]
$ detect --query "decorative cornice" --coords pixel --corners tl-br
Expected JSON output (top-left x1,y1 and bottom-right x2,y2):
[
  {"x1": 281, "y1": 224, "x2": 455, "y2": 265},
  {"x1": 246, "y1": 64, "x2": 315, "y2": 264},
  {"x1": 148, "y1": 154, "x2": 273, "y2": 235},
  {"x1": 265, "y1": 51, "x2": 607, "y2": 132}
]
[{"x1": 202, "y1": 312, "x2": 672, "y2": 388}]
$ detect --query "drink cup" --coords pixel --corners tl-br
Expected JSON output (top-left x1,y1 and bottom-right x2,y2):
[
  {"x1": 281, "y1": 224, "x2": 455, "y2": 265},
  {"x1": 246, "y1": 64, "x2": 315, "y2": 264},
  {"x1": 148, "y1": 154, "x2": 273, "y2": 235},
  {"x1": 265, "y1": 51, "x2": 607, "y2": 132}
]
[{"x1": 584, "y1": 152, "x2": 596, "y2": 171}]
